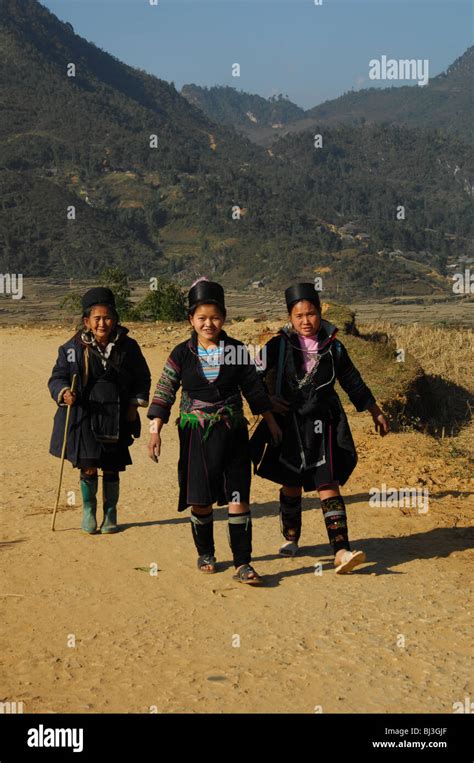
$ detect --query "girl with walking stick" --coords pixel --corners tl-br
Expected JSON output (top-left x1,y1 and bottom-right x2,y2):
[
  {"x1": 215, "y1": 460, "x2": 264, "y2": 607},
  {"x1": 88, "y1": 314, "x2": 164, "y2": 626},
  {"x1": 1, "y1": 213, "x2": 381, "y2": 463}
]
[{"x1": 48, "y1": 287, "x2": 151, "y2": 534}]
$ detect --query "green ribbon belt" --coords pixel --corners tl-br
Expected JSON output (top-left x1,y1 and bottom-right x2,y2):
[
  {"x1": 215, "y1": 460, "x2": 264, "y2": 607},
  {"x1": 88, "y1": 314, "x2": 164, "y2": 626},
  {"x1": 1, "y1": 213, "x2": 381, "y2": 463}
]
[{"x1": 179, "y1": 405, "x2": 246, "y2": 441}]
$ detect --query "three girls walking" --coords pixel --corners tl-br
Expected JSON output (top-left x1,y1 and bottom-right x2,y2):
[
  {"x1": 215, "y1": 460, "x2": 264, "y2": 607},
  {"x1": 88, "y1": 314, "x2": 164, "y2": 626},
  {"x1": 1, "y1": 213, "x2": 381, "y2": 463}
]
[{"x1": 49, "y1": 280, "x2": 388, "y2": 578}]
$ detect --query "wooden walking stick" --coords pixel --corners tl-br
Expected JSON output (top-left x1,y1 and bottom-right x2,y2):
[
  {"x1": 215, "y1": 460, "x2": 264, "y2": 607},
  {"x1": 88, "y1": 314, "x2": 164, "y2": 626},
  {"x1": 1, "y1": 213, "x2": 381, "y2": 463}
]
[{"x1": 51, "y1": 374, "x2": 77, "y2": 531}]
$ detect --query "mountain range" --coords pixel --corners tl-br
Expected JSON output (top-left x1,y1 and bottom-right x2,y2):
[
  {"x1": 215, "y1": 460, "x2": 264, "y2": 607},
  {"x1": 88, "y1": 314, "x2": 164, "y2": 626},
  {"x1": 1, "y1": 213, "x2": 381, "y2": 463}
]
[
  {"x1": 0, "y1": 0, "x2": 472, "y2": 300},
  {"x1": 181, "y1": 48, "x2": 473, "y2": 147}
]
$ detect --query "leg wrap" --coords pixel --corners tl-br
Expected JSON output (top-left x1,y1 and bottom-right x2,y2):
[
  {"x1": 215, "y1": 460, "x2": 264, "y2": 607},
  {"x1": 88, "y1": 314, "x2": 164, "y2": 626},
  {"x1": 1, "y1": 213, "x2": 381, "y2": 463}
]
[
  {"x1": 279, "y1": 489, "x2": 302, "y2": 542},
  {"x1": 321, "y1": 495, "x2": 350, "y2": 554},
  {"x1": 227, "y1": 511, "x2": 252, "y2": 568},
  {"x1": 190, "y1": 510, "x2": 214, "y2": 557}
]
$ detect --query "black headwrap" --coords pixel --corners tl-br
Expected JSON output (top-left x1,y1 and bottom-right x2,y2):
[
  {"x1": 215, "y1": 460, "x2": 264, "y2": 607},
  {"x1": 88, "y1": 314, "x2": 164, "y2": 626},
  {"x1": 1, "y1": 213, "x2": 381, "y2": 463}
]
[
  {"x1": 285, "y1": 282, "x2": 321, "y2": 311},
  {"x1": 81, "y1": 287, "x2": 116, "y2": 315},
  {"x1": 188, "y1": 280, "x2": 226, "y2": 314}
]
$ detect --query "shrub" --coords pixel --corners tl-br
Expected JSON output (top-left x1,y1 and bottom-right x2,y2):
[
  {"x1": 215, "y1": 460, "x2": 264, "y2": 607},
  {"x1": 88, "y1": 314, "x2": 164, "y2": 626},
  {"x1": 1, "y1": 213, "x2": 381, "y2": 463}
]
[{"x1": 132, "y1": 279, "x2": 187, "y2": 321}]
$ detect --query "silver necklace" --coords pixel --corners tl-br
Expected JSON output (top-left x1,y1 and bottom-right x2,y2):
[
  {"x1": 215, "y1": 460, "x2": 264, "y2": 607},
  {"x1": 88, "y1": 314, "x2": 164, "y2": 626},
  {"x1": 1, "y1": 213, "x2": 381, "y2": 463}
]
[{"x1": 295, "y1": 354, "x2": 321, "y2": 388}]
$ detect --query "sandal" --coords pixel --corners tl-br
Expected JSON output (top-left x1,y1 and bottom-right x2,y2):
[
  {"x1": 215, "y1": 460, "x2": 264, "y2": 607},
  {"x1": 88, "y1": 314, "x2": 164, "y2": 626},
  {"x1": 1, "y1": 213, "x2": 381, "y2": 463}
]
[
  {"x1": 279, "y1": 540, "x2": 299, "y2": 557},
  {"x1": 233, "y1": 564, "x2": 262, "y2": 585},
  {"x1": 197, "y1": 554, "x2": 217, "y2": 574},
  {"x1": 335, "y1": 550, "x2": 366, "y2": 574}
]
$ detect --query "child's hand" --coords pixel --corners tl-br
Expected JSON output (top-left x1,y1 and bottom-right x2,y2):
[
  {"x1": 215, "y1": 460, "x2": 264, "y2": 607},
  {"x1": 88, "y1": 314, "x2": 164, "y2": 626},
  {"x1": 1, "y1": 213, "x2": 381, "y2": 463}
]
[
  {"x1": 372, "y1": 412, "x2": 390, "y2": 436},
  {"x1": 63, "y1": 389, "x2": 76, "y2": 406},
  {"x1": 148, "y1": 433, "x2": 161, "y2": 462},
  {"x1": 367, "y1": 402, "x2": 389, "y2": 436}
]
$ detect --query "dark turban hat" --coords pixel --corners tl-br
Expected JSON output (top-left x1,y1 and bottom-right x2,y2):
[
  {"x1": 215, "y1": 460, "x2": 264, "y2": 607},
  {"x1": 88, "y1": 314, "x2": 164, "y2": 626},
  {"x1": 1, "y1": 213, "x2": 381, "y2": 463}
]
[
  {"x1": 188, "y1": 279, "x2": 226, "y2": 314},
  {"x1": 285, "y1": 282, "x2": 321, "y2": 311},
  {"x1": 81, "y1": 287, "x2": 116, "y2": 314}
]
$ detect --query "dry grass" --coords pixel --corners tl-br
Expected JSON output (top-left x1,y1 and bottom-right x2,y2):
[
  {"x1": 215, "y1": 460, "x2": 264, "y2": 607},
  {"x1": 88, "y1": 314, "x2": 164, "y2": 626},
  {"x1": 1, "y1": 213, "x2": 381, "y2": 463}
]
[
  {"x1": 359, "y1": 322, "x2": 474, "y2": 393},
  {"x1": 359, "y1": 321, "x2": 474, "y2": 452}
]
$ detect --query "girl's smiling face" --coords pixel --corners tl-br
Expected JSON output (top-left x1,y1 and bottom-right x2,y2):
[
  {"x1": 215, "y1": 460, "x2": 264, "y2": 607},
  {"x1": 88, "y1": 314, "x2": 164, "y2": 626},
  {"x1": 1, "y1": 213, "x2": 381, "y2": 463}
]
[
  {"x1": 84, "y1": 305, "x2": 116, "y2": 344},
  {"x1": 290, "y1": 299, "x2": 321, "y2": 337},
  {"x1": 189, "y1": 303, "x2": 225, "y2": 344}
]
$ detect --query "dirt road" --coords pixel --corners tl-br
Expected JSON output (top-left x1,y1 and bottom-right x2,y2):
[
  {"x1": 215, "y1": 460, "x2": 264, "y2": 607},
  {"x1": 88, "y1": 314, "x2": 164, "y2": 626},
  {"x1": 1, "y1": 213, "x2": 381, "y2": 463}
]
[{"x1": 1, "y1": 324, "x2": 472, "y2": 713}]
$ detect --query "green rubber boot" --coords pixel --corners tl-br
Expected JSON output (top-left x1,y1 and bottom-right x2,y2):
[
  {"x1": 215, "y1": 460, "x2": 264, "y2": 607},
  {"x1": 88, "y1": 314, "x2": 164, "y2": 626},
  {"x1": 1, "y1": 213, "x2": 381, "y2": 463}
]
[
  {"x1": 101, "y1": 476, "x2": 120, "y2": 534},
  {"x1": 80, "y1": 474, "x2": 98, "y2": 534}
]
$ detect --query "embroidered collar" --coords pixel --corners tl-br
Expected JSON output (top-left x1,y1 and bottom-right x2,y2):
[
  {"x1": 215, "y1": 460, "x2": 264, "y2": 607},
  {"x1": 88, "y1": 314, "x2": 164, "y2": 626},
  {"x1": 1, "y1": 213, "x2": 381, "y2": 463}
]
[
  {"x1": 80, "y1": 325, "x2": 125, "y2": 367},
  {"x1": 280, "y1": 319, "x2": 338, "y2": 388},
  {"x1": 280, "y1": 319, "x2": 338, "y2": 351}
]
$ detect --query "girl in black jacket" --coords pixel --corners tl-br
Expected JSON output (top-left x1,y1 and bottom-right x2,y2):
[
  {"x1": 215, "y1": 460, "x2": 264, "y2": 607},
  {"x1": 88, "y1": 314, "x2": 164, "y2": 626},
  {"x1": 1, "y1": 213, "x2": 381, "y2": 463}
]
[
  {"x1": 48, "y1": 287, "x2": 151, "y2": 534},
  {"x1": 147, "y1": 279, "x2": 282, "y2": 584},
  {"x1": 250, "y1": 283, "x2": 389, "y2": 573}
]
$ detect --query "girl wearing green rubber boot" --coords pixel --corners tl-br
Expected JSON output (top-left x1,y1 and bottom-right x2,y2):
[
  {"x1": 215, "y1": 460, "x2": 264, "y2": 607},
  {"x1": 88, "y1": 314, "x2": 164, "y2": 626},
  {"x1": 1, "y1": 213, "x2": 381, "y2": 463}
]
[{"x1": 48, "y1": 287, "x2": 151, "y2": 534}]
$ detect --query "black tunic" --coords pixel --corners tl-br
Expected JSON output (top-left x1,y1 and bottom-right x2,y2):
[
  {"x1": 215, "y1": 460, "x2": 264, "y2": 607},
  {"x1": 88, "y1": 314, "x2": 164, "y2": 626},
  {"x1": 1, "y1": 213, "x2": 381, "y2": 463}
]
[
  {"x1": 249, "y1": 320, "x2": 375, "y2": 490},
  {"x1": 48, "y1": 327, "x2": 151, "y2": 471},
  {"x1": 147, "y1": 329, "x2": 271, "y2": 510}
]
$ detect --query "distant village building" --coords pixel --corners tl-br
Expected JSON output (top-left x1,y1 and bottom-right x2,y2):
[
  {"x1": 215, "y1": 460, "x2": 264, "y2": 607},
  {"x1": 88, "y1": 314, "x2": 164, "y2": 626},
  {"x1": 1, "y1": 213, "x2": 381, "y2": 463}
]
[{"x1": 339, "y1": 223, "x2": 358, "y2": 235}]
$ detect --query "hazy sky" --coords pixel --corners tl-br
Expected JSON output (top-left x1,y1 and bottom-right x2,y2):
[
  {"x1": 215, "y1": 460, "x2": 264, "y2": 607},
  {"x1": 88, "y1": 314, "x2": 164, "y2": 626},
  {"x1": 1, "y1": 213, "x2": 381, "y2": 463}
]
[{"x1": 42, "y1": 0, "x2": 472, "y2": 109}]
